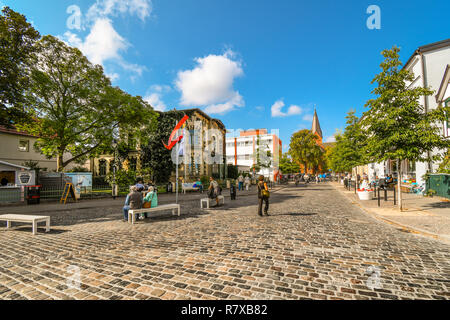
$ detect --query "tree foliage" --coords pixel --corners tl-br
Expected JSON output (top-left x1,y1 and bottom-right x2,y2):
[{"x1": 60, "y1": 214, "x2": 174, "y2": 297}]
[
  {"x1": 279, "y1": 152, "x2": 299, "y2": 174},
  {"x1": 289, "y1": 129, "x2": 323, "y2": 174},
  {"x1": 16, "y1": 35, "x2": 158, "y2": 172},
  {"x1": 0, "y1": 7, "x2": 40, "y2": 126},
  {"x1": 327, "y1": 110, "x2": 366, "y2": 172}
]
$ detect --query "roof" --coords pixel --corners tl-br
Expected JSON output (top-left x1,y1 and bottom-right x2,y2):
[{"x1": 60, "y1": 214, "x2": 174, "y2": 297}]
[
  {"x1": 158, "y1": 108, "x2": 226, "y2": 130},
  {"x1": 311, "y1": 109, "x2": 323, "y2": 139},
  {"x1": 0, "y1": 160, "x2": 30, "y2": 170},
  {"x1": 403, "y1": 38, "x2": 450, "y2": 69},
  {"x1": 0, "y1": 125, "x2": 36, "y2": 138},
  {"x1": 436, "y1": 64, "x2": 450, "y2": 103}
]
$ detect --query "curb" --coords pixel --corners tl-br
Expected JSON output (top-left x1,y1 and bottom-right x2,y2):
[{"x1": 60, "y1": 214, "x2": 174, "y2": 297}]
[{"x1": 329, "y1": 182, "x2": 450, "y2": 245}]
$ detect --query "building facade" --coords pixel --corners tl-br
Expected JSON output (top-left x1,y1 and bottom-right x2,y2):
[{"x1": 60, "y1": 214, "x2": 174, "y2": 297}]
[
  {"x1": 226, "y1": 129, "x2": 282, "y2": 181},
  {"x1": 0, "y1": 125, "x2": 57, "y2": 171},
  {"x1": 84, "y1": 108, "x2": 227, "y2": 182}
]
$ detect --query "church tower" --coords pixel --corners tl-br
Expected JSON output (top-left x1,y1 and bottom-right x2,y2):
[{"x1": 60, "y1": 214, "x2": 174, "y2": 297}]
[{"x1": 311, "y1": 108, "x2": 323, "y2": 144}]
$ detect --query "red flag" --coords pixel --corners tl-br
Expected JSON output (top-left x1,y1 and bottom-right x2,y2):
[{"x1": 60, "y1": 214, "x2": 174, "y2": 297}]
[{"x1": 163, "y1": 115, "x2": 189, "y2": 150}]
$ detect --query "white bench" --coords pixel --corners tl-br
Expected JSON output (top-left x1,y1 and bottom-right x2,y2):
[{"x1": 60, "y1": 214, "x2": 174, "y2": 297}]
[
  {"x1": 128, "y1": 204, "x2": 180, "y2": 224},
  {"x1": 182, "y1": 183, "x2": 201, "y2": 194},
  {"x1": 200, "y1": 195, "x2": 225, "y2": 209},
  {"x1": 0, "y1": 214, "x2": 50, "y2": 235}
]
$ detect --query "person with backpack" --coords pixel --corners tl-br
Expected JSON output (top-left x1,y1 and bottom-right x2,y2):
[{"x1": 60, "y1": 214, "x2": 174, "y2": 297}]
[{"x1": 257, "y1": 175, "x2": 270, "y2": 216}]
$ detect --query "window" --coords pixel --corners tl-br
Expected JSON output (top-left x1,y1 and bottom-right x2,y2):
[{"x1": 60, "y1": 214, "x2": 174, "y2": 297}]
[
  {"x1": 98, "y1": 159, "x2": 107, "y2": 176},
  {"x1": 18, "y1": 139, "x2": 29, "y2": 152}
]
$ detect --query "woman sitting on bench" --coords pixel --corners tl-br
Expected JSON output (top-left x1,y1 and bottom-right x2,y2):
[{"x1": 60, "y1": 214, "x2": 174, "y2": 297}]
[
  {"x1": 123, "y1": 186, "x2": 143, "y2": 222},
  {"x1": 141, "y1": 186, "x2": 158, "y2": 219}
]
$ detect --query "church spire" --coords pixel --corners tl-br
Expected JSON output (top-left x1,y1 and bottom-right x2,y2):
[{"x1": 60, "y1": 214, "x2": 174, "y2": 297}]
[{"x1": 311, "y1": 107, "x2": 323, "y2": 139}]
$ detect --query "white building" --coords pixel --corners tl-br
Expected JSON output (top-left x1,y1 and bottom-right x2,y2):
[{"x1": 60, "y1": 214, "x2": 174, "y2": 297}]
[
  {"x1": 226, "y1": 129, "x2": 282, "y2": 181},
  {"x1": 367, "y1": 39, "x2": 450, "y2": 185}
]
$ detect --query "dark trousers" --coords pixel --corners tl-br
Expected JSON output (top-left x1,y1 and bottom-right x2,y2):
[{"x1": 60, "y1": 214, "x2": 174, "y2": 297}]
[{"x1": 258, "y1": 196, "x2": 269, "y2": 216}]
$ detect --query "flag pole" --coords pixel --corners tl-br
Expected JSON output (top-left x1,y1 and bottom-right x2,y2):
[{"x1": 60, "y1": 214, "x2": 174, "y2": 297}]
[{"x1": 176, "y1": 135, "x2": 179, "y2": 204}]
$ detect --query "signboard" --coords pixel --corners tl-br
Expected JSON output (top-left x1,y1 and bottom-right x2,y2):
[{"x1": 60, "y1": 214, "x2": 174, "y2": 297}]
[
  {"x1": 65, "y1": 172, "x2": 92, "y2": 199},
  {"x1": 15, "y1": 170, "x2": 36, "y2": 186},
  {"x1": 60, "y1": 183, "x2": 77, "y2": 204}
]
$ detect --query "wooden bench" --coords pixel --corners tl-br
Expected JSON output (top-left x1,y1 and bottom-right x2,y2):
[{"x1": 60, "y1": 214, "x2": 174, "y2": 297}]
[
  {"x1": 200, "y1": 195, "x2": 225, "y2": 209},
  {"x1": 0, "y1": 214, "x2": 50, "y2": 235},
  {"x1": 128, "y1": 204, "x2": 180, "y2": 224}
]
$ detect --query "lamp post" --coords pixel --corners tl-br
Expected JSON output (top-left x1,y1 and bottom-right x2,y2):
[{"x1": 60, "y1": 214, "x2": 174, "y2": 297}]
[{"x1": 112, "y1": 139, "x2": 118, "y2": 200}]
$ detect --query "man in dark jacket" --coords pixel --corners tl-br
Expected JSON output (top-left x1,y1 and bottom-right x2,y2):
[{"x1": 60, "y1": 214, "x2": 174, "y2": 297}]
[{"x1": 123, "y1": 186, "x2": 143, "y2": 221}]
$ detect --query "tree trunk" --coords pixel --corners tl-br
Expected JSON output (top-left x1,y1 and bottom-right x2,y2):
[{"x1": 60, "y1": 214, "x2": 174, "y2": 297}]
[
  {"x1": 57, "y1": 154, "x2": 64, "y2": 172},
  {"x1": 398, "y1": 159, "x2": 403, "y2": 211}
]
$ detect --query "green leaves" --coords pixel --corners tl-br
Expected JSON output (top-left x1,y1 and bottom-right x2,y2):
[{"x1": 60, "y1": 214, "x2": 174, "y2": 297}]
[
  {"x1": 15, "y1": 35, "x2": 158, "y2": 172},
  {"x1": 0, "y1": 7, "x2": 40, "y2": 126},
  {"x1": 289, "y1": 129, "x2": 324, "y2": 173},
  {"x1": 279, "y1": 153, "x2": 299, "y2": 174}
]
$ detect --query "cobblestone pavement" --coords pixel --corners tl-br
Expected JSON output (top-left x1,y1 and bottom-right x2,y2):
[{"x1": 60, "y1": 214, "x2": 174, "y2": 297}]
[{"x1": 0, "y1": 183, "x2": 449, "y2": 300}]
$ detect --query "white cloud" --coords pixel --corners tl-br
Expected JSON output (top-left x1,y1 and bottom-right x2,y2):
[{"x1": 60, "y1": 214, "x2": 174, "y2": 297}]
[
  {"x1": 63, "y1": 18, "x2": 147, "y2": 80},
  {"x1": 175, "y1": 50, "x2": 244, "y2": 115},
  {"x1": 143, "y1": 84, "x2": 171, "y2": 111},
  {"x1": 66, "y1": 18, "x2": 127, "y2": 65},
  {"x1": 144, "y1": 92, "x2": 166, "y2": 112},
  {"x1": 204, "y1": 93, "x2": 244, "y2": 115},
  {"x1": 255, "y1": 106, "x2": 264, "y2": 111},
  {"x1": 302, "y1": 114, "x2": 314, "y2": 122},
  {"x1": 271, "y1": 100, "x2": 303, "y2": 117},
  {"x1": 106, "y1": 72, "x2": 120, "y2": 81},
  {"x1": 86, "y1": 0, "x2": 153, "y2": 23},
  {"x1": 61, "y1": 1, "x2": 151, "y2": 80},
  {"x1": 325, "y1": 136, "x2": 336, "y2": 143}
]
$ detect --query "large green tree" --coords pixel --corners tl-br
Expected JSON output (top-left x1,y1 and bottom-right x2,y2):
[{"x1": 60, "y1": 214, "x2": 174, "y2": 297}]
[
  {"x1": 328, "y1": 110, "x2": 366, "y2": 173},
  {"x1": 279, "y1": 152, "x2": 299, "y2": 174},
  {"x1": 289, "y1": 129, "x2": 323, "y2": 174},
  {"x1": 362, "y1": 46, "x2": 450, "y2": 210},
  {"x1": 0, "y1": 7, "x2": 40, "y2": 126},
  {"x1": 18, "y1": 35, "x2": 158, "y2": 172}
]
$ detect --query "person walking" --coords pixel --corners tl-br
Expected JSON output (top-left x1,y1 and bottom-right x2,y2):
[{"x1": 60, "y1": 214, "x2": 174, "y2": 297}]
[
  {"x1": 238, "y1": 174, "x2": 244, "y2": 191},
  {"x1": 244, "y1": 175, "x2": 251, "y2": 191},
  {"x1": 257, "y1": 175, "x2": 270, "y2": 216}
]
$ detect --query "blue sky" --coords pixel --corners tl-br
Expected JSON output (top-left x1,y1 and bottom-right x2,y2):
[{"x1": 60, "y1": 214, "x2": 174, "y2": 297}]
[{"x1": 3, "y1": 0, "x2": 450, "y2": 150}]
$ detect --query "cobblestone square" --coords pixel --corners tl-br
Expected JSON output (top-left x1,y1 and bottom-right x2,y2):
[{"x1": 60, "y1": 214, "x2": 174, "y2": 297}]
[{"x1": 0, "y1": 183, "x2": 449, "y2": 300}]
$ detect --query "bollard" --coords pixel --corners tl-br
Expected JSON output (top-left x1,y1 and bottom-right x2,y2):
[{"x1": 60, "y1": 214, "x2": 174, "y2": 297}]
[
  {"x1": 377, "y1": 187, "x2": 380, "y2": 207},
  {"x1": 384, "y1": 188, "x2": 387, "y2": 201},
  {"x1": 354, "y1": 181, "x2": 357, "y2": 194},
  {"x1": 393, "y1": 185, "x2": 396, "y2": 205}
]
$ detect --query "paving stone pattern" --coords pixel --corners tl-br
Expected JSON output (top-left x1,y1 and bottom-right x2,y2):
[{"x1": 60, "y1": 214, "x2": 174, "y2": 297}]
[{"x1": 0, "y1": 184, "x2": 449, "y2": 300}]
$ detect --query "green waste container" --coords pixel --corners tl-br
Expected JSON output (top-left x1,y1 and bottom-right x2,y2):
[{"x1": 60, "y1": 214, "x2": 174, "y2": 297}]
[{"x1": 426, "y1": 174, "x2": 450, "y2": 199}]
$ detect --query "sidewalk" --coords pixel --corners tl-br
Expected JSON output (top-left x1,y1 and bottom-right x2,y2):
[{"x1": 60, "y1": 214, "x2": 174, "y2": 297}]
[{"x1": 330, "y1": 181, "x2": 450, "y2": 244}]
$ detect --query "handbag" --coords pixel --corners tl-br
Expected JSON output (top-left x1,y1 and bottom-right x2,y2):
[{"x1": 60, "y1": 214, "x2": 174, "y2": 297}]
[
  {"x1": 143, "y1": 202, "x2": 151, "y2": 208},
  {"x1": 260, "y1": 182, "x2": 270, "y2": 198}
]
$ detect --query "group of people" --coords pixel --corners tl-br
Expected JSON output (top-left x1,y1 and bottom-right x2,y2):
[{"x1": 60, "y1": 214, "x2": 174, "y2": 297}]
[
  {"x1": 122, "y1": 180, "x2": 158, "y2": 222},
  {"x1": 122, "y1": 175, "x2": 272, "y2": 220},
  {"x1": 237, "y1": 175, "x2": 252, "y2": 191}
]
